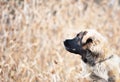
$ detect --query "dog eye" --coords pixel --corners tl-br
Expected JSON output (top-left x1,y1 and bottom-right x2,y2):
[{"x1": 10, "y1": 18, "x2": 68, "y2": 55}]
[{"x1": 86, "y1": 38, "x2": 92, "y2": 43}]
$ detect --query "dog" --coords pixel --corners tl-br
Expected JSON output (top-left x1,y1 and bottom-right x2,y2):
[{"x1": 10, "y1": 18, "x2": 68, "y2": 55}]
[{"x1": 64, "y1": 29, "x2": 120, "y2": 82}]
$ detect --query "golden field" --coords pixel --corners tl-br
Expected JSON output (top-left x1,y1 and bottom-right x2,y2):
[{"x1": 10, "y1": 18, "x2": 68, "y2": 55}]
[{"x1": 0, "y1": 0, "x2": 120, "y2": 82}]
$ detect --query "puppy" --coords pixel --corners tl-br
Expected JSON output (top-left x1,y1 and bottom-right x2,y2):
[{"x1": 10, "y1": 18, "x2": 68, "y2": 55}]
[{"x1": 64, "y1": 29, "x2": 120, "y2": 82}]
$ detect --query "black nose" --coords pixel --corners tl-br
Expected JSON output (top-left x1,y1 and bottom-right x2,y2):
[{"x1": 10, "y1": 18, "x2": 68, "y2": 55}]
[{"x1": 64, "y1": 40, "x2": 70, "y2": 47}]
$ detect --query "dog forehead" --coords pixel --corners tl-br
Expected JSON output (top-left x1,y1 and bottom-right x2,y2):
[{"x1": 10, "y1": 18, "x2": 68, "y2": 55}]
[
  {"x1": 81, "y1": 30, "x2": 99, "y2": 42},
  {"x1": 82, "y1": 29, "x2": 107, "y2": 43}
]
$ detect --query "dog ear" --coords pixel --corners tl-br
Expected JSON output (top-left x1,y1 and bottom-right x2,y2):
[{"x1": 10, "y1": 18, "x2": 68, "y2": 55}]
[
  {"x1": 77, "y1": 31, "x2": 87, "y2": 39},
  {"x1": 83, "y1": 31, "x2": 87, "y2": 35}
]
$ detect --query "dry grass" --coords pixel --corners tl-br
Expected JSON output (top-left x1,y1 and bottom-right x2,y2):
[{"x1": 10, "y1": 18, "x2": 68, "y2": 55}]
[{"x1": 0, "y1": 0, "x2": 120, "y2": 82}]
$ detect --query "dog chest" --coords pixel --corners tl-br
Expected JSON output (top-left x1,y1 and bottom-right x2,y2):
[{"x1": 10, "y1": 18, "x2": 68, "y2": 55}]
[{"x1": 92, "y1": 63, "x2": 109, "y2": 80}]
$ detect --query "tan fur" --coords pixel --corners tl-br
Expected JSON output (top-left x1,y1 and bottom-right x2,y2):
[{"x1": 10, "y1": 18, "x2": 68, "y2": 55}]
[{"x1": 80, "y1": 29, "x2": 120, "y2": 82}]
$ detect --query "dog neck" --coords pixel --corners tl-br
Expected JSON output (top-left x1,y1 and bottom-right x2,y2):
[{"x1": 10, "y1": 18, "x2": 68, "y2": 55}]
[
  {"x1": 81, "y1": 49, "x2": 113, "y2": 66},
  {"x1": 96, "y1": 55, "x2": 113, "y2": 64},
  {"x1": 81, "y1": 49, "x2": 98, "y2": 66}
]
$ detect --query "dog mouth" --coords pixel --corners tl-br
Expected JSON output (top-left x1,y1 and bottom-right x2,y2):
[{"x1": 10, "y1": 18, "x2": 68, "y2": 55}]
[{"x1": 65, "y1": 47, "x2": 77, "y2": 52}]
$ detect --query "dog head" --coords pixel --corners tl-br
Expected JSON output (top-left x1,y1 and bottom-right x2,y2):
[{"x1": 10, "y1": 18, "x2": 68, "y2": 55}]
[
  {"x1": 64, "y1": 29, "x2": 107, "y2": 66},
  {"x1": 64, "y1": 31, "x2": 87, "y2": 54}
]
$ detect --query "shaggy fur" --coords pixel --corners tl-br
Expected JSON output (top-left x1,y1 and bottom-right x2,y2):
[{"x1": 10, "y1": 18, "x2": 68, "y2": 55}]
[{"x1": 64, "y1": 29, "x2": 120, "y2": 82}]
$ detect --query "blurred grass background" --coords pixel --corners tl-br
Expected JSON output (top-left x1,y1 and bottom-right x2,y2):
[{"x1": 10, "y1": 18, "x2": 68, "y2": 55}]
[{"x1": 0, "y1": 0, "x2": 120, "y2": 82}]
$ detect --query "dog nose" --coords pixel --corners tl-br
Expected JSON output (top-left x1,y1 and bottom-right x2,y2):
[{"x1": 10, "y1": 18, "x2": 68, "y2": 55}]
[{"x1": 64, "y1": 40, "x2": 69, "y2": 47}]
